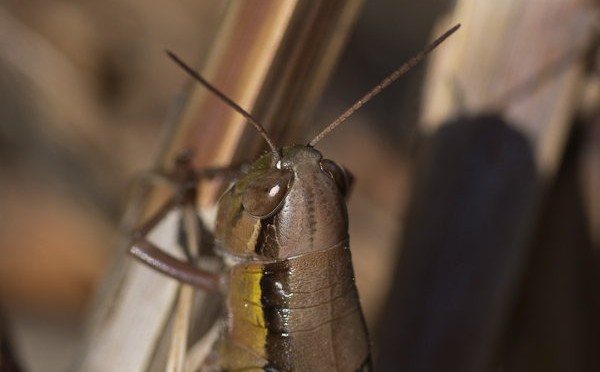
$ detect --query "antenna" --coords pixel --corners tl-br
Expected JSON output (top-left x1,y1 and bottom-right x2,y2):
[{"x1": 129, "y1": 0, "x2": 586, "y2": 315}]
[
  {"x1": 309, "y1": 23, "x2": 461, "y2": 147},
  {"x1": 166, "y1": 51, "x2": 279, "y2": 156}
]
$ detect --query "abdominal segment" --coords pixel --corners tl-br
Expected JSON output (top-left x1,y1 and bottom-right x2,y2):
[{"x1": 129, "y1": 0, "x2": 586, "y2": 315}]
[{"x1": 219, "y1": 242, "x2": 371, "y2": 371}]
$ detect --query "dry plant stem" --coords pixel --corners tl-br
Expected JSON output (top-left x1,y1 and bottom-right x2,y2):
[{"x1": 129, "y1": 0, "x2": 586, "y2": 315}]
[
  {"x1": 184, "y1": 322, "x2": 221, "y2": 372},
  {"x1": 166, "y1": 51, "x2": 279, "y2": 156},
  {"x1": 161, "y1": 0, "x2": 366, "y2": 178},
  {"x1": 78, "y1": 211, "x2": 184, "y2": 372},
  {"x1": 165, "y1": 204, "x2": 202, "y2": 371},
  {"x1": 166, "y1": 286, "x2": 194, "y2": 372},
  {"x1": 182, "y1": 205, "x2": 201, "y2": 260},
  {"x1": 421, "y1": 0, "x2": 597, "y2": 176},
  {"x1": 78, "y1": 1, "x2": 365, "y2": 371},
  {"x1": 384, "y1": 1, "x2": 599, "y2": 370}
]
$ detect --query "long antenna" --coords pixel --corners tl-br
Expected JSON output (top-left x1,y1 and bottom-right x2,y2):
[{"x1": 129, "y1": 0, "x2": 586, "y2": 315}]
[
  {"x1": 309, "y1": 23, "x2": 461, "y2": 147},
  {"x1": 166, "y1": 50, "x2": 279, "y2": 155}
]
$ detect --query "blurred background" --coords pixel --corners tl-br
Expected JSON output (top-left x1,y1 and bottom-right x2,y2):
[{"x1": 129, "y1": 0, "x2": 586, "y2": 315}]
[{"x1": 0, "y1": 0, "x2": 598, "y2": 371}]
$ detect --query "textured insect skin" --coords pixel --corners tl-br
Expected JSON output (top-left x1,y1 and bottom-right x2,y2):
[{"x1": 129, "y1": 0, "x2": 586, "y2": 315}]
[
  {"x1": 128, "y1": 25, "x2": 460, "y2": 372},
  {"x1": 209, "y1": 145, "x2": 371, "y2": 371}
]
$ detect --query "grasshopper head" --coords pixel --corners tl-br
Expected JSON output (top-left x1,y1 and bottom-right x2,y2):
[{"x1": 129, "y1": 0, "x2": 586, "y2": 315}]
[{"x1": 216, "y1": 145, "x2": 352, "y2": 260}]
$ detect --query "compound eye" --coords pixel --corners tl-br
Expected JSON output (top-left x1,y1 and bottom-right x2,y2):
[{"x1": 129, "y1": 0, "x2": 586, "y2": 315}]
[
  {"x1": 320, "y1": 159, "x2": 353, "y2": 197},
  {"x1": 242, "y1": 169, "x2": 293, "y2": 218}
]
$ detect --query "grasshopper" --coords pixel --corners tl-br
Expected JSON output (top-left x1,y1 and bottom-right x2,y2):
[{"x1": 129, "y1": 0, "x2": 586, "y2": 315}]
[{"x1": 129, "y1": 24, "x2": 460, "y2": 371}]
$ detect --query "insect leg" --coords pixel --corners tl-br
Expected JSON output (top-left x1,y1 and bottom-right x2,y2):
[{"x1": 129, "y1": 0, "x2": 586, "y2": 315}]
[
  {"x1": 126, "y1": 159, "x2": 240, "y2": 291},
  {"x1": 128, "y1": 196, "x2": 220, "y2": 291},
  {"x1": 130, "y1": 237, "x2": 220, "y2": 291}
]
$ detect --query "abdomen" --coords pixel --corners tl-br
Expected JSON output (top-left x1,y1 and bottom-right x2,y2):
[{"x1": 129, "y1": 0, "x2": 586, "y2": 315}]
[{"x1": 218, "y1": 241, "x2": 371, "y2": 371}]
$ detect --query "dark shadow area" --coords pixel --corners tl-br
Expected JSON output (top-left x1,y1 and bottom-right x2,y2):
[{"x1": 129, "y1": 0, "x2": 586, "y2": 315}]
[
  {"x1": 0, "y1": 311, "x2": 23, "y2": 372},
  {"x1": 376, "y1": 115, "x2": 540, "y2": 371},
  {"x1": 504, "y1": 122, "x2": 600, "y2": 372}
]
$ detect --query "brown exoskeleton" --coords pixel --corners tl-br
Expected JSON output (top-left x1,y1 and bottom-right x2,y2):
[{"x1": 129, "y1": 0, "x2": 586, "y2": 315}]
[{"x1": 129, "y1": 24, "x2": 460, "y2": 371}]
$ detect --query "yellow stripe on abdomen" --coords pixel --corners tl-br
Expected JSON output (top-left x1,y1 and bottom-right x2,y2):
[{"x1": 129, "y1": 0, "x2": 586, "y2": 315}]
[{"x1": 228, "y1": 264, "x2": 268, "y2": 358}]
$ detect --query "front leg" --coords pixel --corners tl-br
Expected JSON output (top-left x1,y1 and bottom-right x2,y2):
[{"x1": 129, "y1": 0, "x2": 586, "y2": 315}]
[
  {"x1": 129, "y1": 235, "x2": 220, "y2": 291},
  {"x1": 126, "y1": 192, "x2": 221, "y2": 292},
  {"x1": 126, "y1": 157, "x2": 240, "y2": 291}
]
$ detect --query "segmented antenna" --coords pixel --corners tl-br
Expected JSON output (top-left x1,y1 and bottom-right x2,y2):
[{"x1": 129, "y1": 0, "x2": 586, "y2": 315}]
[
  {"x1": 309, "y1": 23, "x2": 461, "y2": 147},
  {"x1": 166, "y1": 51, "x2": 279, "y2": 156}
]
